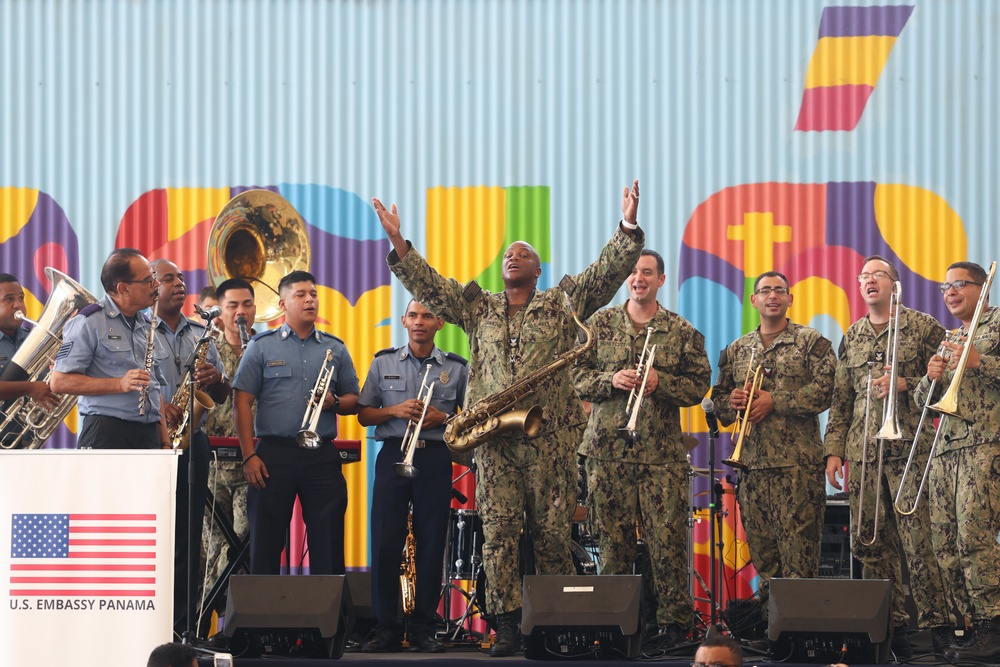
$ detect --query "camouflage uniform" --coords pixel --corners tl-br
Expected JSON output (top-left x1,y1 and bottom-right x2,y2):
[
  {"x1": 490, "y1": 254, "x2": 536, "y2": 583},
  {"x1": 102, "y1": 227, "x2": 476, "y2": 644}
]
[
  {"x1": 711, "y1": 321, "x2": 834, "y2": 600},
  {"x1": 574, "y1": 303, "x2": 710, "y2": 628},
  {"x1": 913, "y1": 306, "x2": 1000, "y2": 622},
  {"x1": 200, "y1": 336, "x2": 254, "y2": 595},
  {"x1": 387, "y1": 226, "x2": 643, "y2": 614},
  {"x1": 825, "y1": 307, "x2": 953, "y2": 629}
]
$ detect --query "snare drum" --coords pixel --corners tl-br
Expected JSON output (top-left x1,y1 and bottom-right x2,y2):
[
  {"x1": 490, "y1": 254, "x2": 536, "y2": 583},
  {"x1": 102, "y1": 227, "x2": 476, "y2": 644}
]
[{"x1": 448, "y1": 509, "x2": 484, "y2": 580}]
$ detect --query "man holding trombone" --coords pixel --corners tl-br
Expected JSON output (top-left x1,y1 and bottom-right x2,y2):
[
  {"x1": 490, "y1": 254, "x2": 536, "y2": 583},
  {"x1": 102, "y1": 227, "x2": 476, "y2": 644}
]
[
  {"x1": 710, "y1": 271, "x2": 835, "y2": 611},
  {"x1": 824, "y1": 255, "x2": 953, "y2": 657},
  {"x1": 913, "y1": 260, "x2": 1000, "y2": 662},
  {"x1": 357, "y1": 299, "x2": 468, "y2": 653},
  {"x1": 575, "y1": 249, "x2": 711, "y2": 645},
  {"x1": 233, "y1": 270, "x2": 360, "y2": 575}
]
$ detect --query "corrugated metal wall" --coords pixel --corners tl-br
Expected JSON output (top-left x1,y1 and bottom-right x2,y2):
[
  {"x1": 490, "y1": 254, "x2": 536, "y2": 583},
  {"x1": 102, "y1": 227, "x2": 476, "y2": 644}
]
[{"x1": 1, "y1": 1, "x2": 997, "y2": 585}]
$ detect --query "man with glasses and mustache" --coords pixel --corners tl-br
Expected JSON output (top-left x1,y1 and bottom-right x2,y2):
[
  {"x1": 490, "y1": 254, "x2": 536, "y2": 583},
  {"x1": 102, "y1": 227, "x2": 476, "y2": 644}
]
[
  {"x1": 913, "y1": 261, "x2": 1000, "y2": 662},
  {"x1": 824, "y1": 255, "x2": 954, "y2": 658},
  {"x1": 52, "y1": 248, "x2": 170, "y2": 450},
  {"x1": 710, "y1": 271, "x2": 836, "y2": 620}
]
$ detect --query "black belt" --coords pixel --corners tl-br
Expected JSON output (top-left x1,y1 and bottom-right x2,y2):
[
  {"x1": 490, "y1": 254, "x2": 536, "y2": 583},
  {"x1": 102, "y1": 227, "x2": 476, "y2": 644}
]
[{"x1": 383, "y1": 437, "x2": 445, "y2": 450}]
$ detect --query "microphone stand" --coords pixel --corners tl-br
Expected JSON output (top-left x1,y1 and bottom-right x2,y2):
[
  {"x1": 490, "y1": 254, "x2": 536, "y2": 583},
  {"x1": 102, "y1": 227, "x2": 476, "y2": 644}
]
[
  {"x1": 180, "y1": 332, "x2": 212, "y2": 644},
  {"x1": 706, "y1": 425, "x2": 721, "y2": 636}
]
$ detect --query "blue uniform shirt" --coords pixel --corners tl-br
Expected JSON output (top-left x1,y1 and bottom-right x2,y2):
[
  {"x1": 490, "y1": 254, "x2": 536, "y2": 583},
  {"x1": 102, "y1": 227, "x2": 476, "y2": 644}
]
[
  {"x1": 53, "y1": 295, "x2": 167, "y2": 423},
  {"x1": 0, "y1": 326, "x2": 29, "y2": 375},
  {"x1": 154, "y1": 318, "x2": 225, "y2": 429},
  {"x1": 358, "y1": 345, "x2": 468, "y2": 441},
  {"x1": 232, "y1": 323, "x2": 360, "y2": 440}
]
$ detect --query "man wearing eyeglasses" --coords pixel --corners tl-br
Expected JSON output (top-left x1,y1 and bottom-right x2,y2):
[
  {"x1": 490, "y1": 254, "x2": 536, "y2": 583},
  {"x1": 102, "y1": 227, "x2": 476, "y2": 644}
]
[
  {"x1": 913, "y1": 261, "x2": 1000, "y2": 662},
  {"x1": 52, "y1": 248, "x2": 171, "y2": 450},
  {"x1": 710, "y1": 271, "x2": 835, "y2": 615},
  {"x1": 824, "y1": 255, "x2": 954, "y2": 658}
]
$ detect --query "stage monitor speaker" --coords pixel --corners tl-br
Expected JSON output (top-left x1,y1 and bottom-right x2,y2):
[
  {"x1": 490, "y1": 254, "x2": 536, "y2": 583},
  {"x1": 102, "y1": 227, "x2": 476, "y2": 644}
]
[
  {"x1": 224, "y1": 574, "x2": 355, "y2": 659},
  {"x1": 521, "y1": 574, "x2": 642, "y2": 660},
  {"x1": 768, "y1": 578, "x2": 892, "y2": 664}
]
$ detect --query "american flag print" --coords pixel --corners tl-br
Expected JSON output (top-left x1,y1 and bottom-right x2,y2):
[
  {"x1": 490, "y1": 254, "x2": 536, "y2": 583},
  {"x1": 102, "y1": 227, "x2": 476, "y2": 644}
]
[{"x1": 9, "y1": 514, "x2": 156, "y2": 597}]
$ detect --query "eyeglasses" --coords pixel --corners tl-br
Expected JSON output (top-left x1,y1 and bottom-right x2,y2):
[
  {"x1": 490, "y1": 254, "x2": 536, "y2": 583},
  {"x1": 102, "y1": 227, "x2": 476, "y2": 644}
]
[
  {"x1": 754, "y1": 286, "x2": 788, "y2": 296},
  {"x1": 692, "y1": 662, "x2": 741, "y2": 667},
  {"x1": 124, "y1": 275, "x2": 157, "y2": 286},
  {"x1": 857, "y1": 271, "x2": 892, "y2": 283},
  {"x1": 939, "y1": 280, "x2": 983, "y2": 294}
]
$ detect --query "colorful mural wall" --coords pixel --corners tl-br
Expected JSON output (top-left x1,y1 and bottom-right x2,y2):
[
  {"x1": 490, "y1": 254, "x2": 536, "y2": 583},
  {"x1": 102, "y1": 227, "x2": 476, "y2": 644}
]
[{"x1": 1, "y1": 0, "x2": 996, "y2": 624}]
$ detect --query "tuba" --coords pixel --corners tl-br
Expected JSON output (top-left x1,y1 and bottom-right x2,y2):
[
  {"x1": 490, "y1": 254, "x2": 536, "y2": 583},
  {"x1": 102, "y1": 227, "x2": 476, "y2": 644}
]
[
  {"x1": 0, "y1": 268, "x2": 98, "y2": 449},
  {"x1": 444, "y1": 292, "x2": 590, "y2": 455},
  {"x1": 207, "y1": 189, "x2": 311, "y2": 322}
]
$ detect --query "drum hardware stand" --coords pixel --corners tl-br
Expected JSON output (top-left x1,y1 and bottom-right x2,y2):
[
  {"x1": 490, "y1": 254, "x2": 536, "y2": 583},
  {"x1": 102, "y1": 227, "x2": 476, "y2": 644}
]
[
  {"x1": 438, "y1": 462, "x2": 486, "y2": 643},
  {"x1": 196, "y1": 488, "x2": 250, "y2": 638}
]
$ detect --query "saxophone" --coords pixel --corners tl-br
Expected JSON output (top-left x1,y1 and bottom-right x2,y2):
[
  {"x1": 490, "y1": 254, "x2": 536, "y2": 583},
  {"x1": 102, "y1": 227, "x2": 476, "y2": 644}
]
[
  {"x1": 137, "y1": 294, "x2": 159, "y2": 416},
  {"x1": 167, "y1": 325, "x2": 219, "y2": 449},
  {"x1": 400, "y1": 510, "x2": 417, "y2": 617},
  {"x1": 444, "y1": 295, "x2": 594, "y2": 454}
]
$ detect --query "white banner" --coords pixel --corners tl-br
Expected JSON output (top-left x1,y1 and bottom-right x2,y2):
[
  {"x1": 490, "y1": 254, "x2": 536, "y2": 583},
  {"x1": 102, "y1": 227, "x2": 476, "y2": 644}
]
[{"x1": 1, "y1": 450, "x2": 177, "y2": 667}]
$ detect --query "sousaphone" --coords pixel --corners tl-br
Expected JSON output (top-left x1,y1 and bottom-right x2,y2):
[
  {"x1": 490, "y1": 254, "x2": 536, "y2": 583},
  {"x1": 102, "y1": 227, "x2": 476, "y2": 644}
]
[{"x1": 207, "y1": 189, "x2": 311, "y2": 322}]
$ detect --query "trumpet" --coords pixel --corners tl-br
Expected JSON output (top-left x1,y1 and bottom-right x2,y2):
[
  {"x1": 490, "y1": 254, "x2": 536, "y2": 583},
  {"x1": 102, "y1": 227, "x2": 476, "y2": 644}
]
[
  {"x1": 395, "y1": 365, "x2": 434, "y2": 478},
  {"x1": 619, "y1": 327, "x2": 656, "y2": 445},
  {"x1": 723, "y1": 361, "x2": 762, "y2": 470},
  {"x1": 895, "y1": 262, "x2": 996, "y2": 513},
  {"x1": 893, "y1": 328, "x2": 964, "y2": 516},
  {"x1": 857, "y1": 281, "x2": 904, "y2": 547},
  {"x1": 296, "y1": 349, "x2": 335, "y2": 449}
]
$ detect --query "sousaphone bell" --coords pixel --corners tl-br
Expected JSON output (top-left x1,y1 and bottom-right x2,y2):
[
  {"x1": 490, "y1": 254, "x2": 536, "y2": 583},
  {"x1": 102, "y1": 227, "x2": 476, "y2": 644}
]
[{"x1": 207, "y1": 189, "x2": 311, "y2": 322}]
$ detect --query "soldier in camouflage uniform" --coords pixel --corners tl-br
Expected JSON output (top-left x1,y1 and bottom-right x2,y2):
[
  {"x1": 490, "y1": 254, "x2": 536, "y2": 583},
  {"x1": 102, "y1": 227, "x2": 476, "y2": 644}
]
[
  {"x1": 914, "y1": 261, "x2": 1000, "y2": 662},
  {"x1": 825, "y1": 256, "x2": 954, "y2": 657},
  {"x1": 372, "y1": 181, "x2": 643, "y2": 657},
  {"x1": 711, "y1": 272, "x2": 834, "y2": 606},
  {"x1": 201, "y1": 279, "x2": 256, "y2": 612},
  {"x1": 575, "y1": 249, "x2": 711, "y2": 643}
]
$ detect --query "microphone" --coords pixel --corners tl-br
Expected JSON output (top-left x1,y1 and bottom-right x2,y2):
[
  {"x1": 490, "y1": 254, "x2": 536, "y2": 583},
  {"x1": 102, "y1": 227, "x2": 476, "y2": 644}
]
[
  {"x1": 198, "y1": 305, "x2": 222, "y2": 321},
  {"x1": 701, "y1": 397, "x2": 720, "y2": 438},
  {"x1": 236, "y1": 315, "x2": 251, "y2": 350}
]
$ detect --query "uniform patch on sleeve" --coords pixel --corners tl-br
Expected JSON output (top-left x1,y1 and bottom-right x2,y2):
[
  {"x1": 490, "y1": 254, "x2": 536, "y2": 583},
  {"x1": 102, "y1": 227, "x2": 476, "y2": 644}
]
[
  {"x1": 811, "y1": 337, "x2": 833, "y2": 359},
  {"x1": 56, "y1": 341, "x2": 73, "y2": 360}
]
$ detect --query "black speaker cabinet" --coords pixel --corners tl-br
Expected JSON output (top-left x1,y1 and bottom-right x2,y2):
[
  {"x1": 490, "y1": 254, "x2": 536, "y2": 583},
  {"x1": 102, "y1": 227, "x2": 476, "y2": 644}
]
[
  {"x1": 522, "y1": 575, "x2": 642, "y2": 660},
  {"x1": 224, "y1": 574, "x2": 355, "y2": 659},
  {"x1": 768, "y1": 578, "x2": 892, "y2": 664}
]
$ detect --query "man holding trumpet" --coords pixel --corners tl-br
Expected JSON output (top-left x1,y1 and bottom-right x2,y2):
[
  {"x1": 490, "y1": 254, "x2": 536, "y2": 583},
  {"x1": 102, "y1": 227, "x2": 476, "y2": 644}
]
[
  {"x1": 575, "y1": 249, "x2": 711, "y2": 645},
  {"x1": 710, "y1": 271, "x2": 835, "y2": 612},
  {"x1": 232, "y1": 270, "x2": 360, "y2": 575},
  {"x1": 913, "y1": 260, "x2": 1000, "y2": 662},
  {"x1": 357, "y1": 299, "x2": 468, "y2": 653},
  {"x1": 824, "y1": 255, "x2": 953, "y2": 658}
]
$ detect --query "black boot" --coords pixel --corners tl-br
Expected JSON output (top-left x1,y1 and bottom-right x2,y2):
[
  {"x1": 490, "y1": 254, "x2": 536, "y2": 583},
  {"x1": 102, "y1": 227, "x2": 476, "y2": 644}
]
[
  {"x1": 490, "y1": 609, "x2": 523, "y2": 657},
  {"x1": 930, "y1": 625, "x2": 957, "y2": 656},
  {"x1": 891, "y1": 625, "x2": 913, "y2": 661},
  {"x1": 946, "y1": 618, "x2": 1000, "y2": 663}
]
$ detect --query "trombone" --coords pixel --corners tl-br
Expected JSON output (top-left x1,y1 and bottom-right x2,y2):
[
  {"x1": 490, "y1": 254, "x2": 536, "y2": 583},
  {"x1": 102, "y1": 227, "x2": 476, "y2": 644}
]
[
  {"x1": 857, "y1": 281, "x2": 905, "y2": 547},
  {"x1": 893, "y1": 329, "x2": 963, "y2": 516},
  {"x1": 895, "y1": 261, "x2": 996, "y2": 514},
  {"x1": 296, "y1": 349, "x2": 336, "y2": 449},
  {"x1": 395, "y1": 365, "x2": 435, "y2": 478},
  {"x1": 723, "y1": 350, "x2": 762, "y2": 470},
  {"x1": 620, "y1": 328, "x2": 656, "y2": 445}
]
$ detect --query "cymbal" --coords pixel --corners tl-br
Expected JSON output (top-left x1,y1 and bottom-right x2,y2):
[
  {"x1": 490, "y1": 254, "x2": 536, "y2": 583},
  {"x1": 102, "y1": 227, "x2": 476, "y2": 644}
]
[{"x1": 683, "y1": 435, "x2": 699, "y2": 451}]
